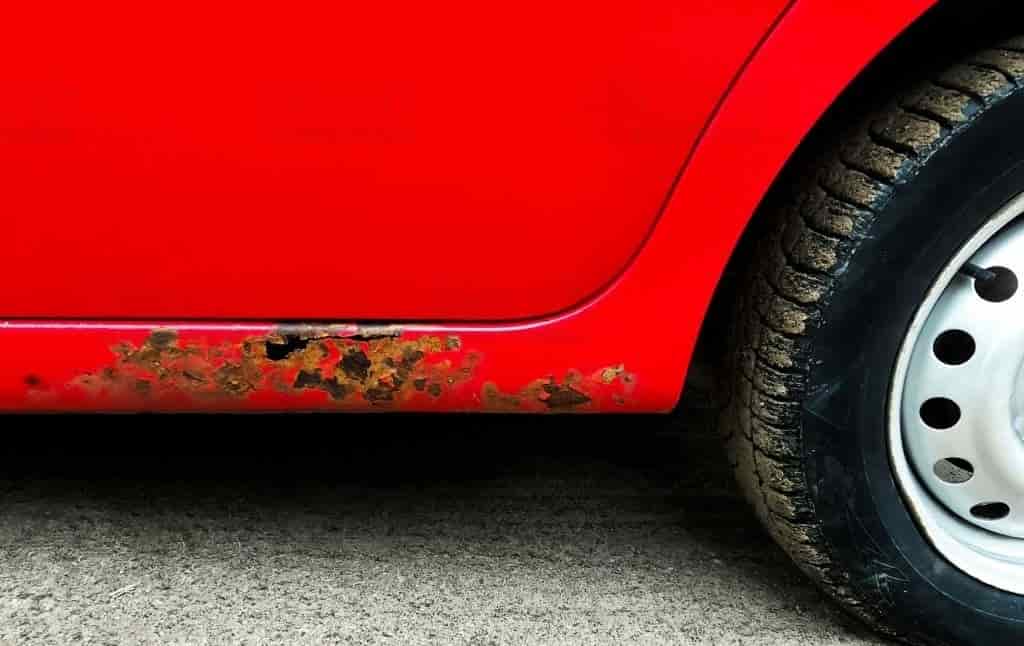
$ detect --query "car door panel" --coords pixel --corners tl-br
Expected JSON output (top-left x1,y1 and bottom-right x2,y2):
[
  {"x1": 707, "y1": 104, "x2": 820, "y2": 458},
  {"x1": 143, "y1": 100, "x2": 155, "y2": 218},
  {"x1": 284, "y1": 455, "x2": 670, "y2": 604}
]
[{"x1": 1, "y1": 2, "x2": 786, "y2": 320}]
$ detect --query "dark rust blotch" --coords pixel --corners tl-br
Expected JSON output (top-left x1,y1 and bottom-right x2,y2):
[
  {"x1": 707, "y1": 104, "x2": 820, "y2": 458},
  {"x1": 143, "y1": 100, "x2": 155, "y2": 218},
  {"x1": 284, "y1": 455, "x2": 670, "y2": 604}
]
[
  {"x1": 68, "y1": 323, "x2": 634, "y2": 412},
  {"x1": 294, "y1": 369, "x2": 349, "y2": 400},
  {"x1": 341, "y1": 349, "x2": 371, "y2": 382},
  {"x1": 148, "y1": 329, "x2": 178, "y2": 350},
  {"x1": 321, "y1": 378, "x2": 348, "y2": 400},
  {"x1": 401, "y1": 349, "x2": 425, "y2": 368},
  {"x1": 264, "y1": 335, "x2": 313, "y2": 361},
  {"x1": 540, "y1": 383, "x2": 591, "y2": 409},
  {"x1": 364, "y1": 385, "x2": 395, "y2": 402},
  {"x1": 293, "y1": 369, "x2": 322, "y2": 390}
]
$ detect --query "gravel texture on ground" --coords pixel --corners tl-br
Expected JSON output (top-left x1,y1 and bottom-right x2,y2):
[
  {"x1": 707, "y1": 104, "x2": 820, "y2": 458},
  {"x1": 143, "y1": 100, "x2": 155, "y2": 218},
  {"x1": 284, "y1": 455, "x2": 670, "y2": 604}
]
[{"x1": 0, "y1": 402, "x2": 887, "y2": 645}]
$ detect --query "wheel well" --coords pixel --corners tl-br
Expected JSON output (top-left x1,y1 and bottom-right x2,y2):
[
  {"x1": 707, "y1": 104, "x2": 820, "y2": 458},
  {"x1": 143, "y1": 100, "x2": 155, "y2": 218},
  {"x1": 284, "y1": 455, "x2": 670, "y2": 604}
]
[{"x1": 687, "y1": 0, "x2": 1024, "y2": 392}]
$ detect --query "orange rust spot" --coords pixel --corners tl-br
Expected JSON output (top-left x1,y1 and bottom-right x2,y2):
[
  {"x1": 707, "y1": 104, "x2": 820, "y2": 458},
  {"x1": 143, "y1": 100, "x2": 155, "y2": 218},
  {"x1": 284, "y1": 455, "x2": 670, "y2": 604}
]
[
  {"x1": 482, "y1": 364, "x2": 635, "y2": 412},
  {"x1": 482, "y1": 375, "x2": 591, "y2": 411},
  {"x1": 482, "y1": 382, "x2": 523, "y2": 410},
  {"x1": 599, "y1": 364, "x2": 625, "y2": 384},
  {"x1": 68, "y1": 327, "x2": 470, "y2": 407},
  {"x1": 213, "y1": 363, "x2": 254, "y2": 396},
  {"x1": 61, "y1": 326, "x2": 635, "y2": 412}
]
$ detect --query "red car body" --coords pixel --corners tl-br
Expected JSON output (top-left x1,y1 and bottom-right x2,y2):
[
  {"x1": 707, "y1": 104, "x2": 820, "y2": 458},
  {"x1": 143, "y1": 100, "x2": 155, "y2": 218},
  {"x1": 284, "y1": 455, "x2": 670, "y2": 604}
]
[{"x1": 1, "y1": 0, "x2": 936, "y2": 412}]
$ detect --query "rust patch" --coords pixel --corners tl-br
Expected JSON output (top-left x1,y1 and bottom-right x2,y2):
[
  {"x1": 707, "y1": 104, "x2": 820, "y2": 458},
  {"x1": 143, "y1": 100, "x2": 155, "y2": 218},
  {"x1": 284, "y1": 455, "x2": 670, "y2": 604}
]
[
  {"x1": 599, "y1": 364, "x2": 625, "y2": 384},
  {"x1": 69, "y1": 326, "x2": 468, "y2": 407},
  {"x1": 482, "y1": 382, "x2": 523, "y2": 410},
  {"x1": 482, "y1": 364, "x2": 636, "y2": 412},
  {"x1": 340, "y1": 349, "x2": 371, "y2": 381},
  {"x1": 148, "y1": 328, "x2": 178, "y2": 350},
  {"x1": 62, "y1": 325, "x2": 636, "y2": 412},
  {"x1": 213, "y1": 363, "x2": 254, "y2": 396},
  {"x1": 293, "y1": 368, "x2": 348, "y2": 400},
  {"x1": 539, "y1": 382, "x2": 591, "y2": 409}
]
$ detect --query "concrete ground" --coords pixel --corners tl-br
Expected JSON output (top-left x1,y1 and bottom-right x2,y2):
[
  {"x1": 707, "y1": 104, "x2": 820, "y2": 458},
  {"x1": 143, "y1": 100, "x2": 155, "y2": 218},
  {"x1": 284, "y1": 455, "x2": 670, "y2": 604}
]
[{"x1": 0, "y1": 402, "x2": 888, "y2": 645}]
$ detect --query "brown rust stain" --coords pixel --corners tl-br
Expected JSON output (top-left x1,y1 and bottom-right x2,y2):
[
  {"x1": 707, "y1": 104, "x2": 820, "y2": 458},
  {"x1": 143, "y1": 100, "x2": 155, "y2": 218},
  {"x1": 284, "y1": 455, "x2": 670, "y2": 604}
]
[
  {"x1": 540, "y1": 381, "x2": 591, "y2": 409},
  {"x1": 64, "y1": 325, "x2": 635, "y2": 411},
  {"x1": 213, "y1": 363, "x2": 254, "y2": 396},
  {"x1": 482, "y1": 364, "x2": 636, "y2": 412},
  {"x1": 68, "y1": 326, "x2": 478, "y2": 407}
]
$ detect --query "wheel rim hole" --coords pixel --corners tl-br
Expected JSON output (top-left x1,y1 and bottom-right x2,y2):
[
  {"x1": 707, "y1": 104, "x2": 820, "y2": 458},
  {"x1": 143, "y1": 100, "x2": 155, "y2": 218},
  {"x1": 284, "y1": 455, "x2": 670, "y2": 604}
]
[
  {"x1": 920, "y1": 397, "x2": 961, "y2": 429},
  {"x1": 933, "y1": 330, "x2": 975, "y2": 365},
  {"x1": 933, "y1": 457, "x2": 974, "y2": 483},
  {"x1": 975, "y1": 266, "x2": 1018, "y2": 302},
  {"x1": 971, "y1": 502, "x2": 1010, "y2": 520}
]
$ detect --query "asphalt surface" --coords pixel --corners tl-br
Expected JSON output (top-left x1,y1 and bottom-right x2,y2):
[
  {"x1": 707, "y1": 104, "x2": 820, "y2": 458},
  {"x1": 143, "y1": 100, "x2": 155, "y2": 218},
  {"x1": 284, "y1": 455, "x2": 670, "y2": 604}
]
[{"x1": 0, "y1": 399, "x2": 888, "y2": 645}]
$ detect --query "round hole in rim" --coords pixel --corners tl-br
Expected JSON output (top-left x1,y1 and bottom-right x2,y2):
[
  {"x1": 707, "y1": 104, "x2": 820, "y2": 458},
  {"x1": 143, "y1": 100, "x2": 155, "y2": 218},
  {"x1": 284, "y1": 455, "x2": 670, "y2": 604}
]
[
  {"x1": 933, "y1": 330, "x2": 976, "y2": 365},
  {"x1": 933, "y1": 457, "x2": 974, "y2": 483},
  {"x1": 920, "y1": 397, "x2": 961, "y2": 429},
  {"x1": 975, "y1": 266, "x2": 1018, "y2": 303},
  {"x1": 971, "y1": 502, "x2": 1011, "y2": 520}
]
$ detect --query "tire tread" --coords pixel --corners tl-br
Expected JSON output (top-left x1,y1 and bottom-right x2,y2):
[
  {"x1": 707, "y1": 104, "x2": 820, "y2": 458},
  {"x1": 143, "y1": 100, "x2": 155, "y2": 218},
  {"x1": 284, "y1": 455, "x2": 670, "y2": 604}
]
[{"x1": 719, "y1": 39, "x2": 1024, "y2": 642}]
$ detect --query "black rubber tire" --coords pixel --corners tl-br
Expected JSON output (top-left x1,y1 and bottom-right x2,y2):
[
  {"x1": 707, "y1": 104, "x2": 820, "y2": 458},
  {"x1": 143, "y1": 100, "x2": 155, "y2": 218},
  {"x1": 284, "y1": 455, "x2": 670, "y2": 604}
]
[{"x1": 719, "y1": 36, "x2": 1024, "y2": 646}]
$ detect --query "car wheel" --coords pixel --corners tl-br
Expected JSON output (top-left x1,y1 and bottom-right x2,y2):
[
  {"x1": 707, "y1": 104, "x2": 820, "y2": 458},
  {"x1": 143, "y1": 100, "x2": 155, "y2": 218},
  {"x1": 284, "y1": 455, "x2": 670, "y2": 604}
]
[{"x1": 720, "y1": 35, "x2": 1024, "y2": 645}]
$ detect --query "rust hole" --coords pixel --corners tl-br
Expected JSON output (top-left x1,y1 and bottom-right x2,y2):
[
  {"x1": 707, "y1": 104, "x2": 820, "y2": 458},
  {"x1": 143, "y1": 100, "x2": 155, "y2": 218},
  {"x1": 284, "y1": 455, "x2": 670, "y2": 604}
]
[{"x1": 265, "y1": 335, "x2": 312, "y2": 361}]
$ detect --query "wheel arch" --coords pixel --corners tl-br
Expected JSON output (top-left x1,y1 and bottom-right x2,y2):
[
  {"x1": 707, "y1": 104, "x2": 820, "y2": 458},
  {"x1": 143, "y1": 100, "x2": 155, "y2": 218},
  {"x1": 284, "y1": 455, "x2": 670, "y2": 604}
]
[{"x1": 683, "y1": 0, "x2": 1024, "y2": 376}]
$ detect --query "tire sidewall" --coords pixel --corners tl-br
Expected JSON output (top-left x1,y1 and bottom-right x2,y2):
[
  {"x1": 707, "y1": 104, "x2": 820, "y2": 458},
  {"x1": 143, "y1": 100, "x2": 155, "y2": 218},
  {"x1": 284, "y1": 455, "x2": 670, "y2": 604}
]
[{"x1": 804, "y1": 92, "x2": 1024, "y2": 644}]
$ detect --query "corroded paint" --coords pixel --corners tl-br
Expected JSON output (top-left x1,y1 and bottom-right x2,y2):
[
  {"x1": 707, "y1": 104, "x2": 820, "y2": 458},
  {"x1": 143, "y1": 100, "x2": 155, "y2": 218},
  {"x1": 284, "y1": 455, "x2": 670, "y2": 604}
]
[
  {"x1": 482, "y1": 364, "x2": 636, "y2": 412},
  {"x1": 69, "y1": 326, "x2": 475, "y2": 408},
  {"x1": 46, "y1": 325, "x2": 636, "y2": 412}
]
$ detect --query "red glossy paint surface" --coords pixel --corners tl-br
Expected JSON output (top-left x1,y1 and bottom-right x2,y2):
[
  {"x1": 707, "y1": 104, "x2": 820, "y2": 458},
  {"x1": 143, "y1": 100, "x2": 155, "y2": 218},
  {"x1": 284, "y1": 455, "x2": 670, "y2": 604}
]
[
  {"x1": 0, "y1": 0, "x2": 938, "y2": 413},
  {"x1": 1, "y1": 2, "x2": 784, "y2": 321}
]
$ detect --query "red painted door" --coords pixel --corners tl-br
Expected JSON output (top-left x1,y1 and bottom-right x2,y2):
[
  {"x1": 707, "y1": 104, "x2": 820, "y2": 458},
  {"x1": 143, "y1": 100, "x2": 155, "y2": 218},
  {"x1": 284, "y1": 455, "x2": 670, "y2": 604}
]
[{"x1": 2, "y1": 2, "x2": 785, "y2": 321}]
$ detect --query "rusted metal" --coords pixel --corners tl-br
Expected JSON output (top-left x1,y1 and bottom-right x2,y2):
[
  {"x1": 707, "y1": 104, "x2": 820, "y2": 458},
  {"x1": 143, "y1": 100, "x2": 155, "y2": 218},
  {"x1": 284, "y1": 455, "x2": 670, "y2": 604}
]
[
  {"x1": 482, "y1": 364, "x2": 636, "y2": 412},
  {"x1": 69, "y1": 327, "x2": 475, "y2": 408},
  {"x1": 1, "y1": 323, "x2": 648, "y2": 413}
]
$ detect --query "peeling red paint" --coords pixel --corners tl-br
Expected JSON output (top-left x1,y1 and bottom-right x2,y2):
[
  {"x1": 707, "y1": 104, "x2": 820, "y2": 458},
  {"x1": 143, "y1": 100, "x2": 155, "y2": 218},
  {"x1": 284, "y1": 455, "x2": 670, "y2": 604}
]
[
  {"x1": 68, "y1": 327, "x2": 475, "y2": 408},
  {"x1": 482, "y1": 364, "x2": 636, "y2": 412},
  {"x1": 2, "y1": 323, "x2": 645, "y2": 413}
]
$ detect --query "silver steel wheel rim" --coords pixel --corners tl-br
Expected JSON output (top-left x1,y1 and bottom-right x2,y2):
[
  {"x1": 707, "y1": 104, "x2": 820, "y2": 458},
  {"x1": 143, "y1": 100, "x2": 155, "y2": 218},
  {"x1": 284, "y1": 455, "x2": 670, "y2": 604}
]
[{"x1": 891, "y1": 191, "x2": 1024, "y2": 594}]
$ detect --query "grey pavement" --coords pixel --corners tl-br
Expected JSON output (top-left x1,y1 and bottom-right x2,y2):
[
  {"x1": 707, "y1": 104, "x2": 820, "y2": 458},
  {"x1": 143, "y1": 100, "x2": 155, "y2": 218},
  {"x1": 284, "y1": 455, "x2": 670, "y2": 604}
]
[{"x1": 0, "y1": 408, "x2": 887, "y2": 645}]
